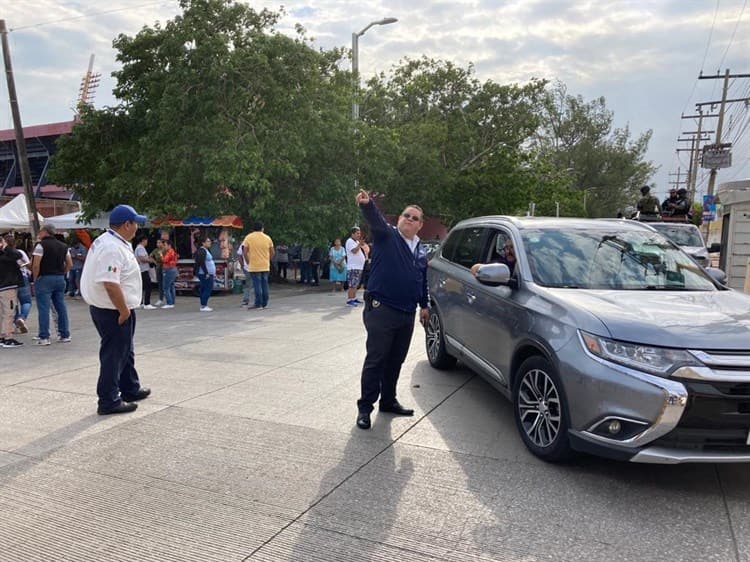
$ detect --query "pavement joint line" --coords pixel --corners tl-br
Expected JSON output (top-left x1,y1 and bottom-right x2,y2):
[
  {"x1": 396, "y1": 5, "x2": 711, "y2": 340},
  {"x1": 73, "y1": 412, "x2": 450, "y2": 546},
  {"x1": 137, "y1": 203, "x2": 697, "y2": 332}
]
[
  {"x1": 715, "y1": 464, "x2": 741, "y2": 562},
  {"x1": 241, "y1": 371, "x2": 478, "y2": 561},
  {"x1": 7, "y1": 362, "x2": 100, "y2": 387}
]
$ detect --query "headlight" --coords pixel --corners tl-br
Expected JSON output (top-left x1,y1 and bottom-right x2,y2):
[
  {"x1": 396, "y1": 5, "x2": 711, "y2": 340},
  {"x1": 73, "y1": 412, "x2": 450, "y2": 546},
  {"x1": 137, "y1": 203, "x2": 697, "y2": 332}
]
[{"x1": 580, "y1": 331, "x2": 701, "y2": 377}]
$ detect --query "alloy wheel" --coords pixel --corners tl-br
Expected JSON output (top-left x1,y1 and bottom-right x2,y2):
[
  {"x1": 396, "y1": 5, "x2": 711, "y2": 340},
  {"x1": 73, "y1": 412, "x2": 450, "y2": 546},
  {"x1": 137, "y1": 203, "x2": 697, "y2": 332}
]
[
  {"x1": 426, "y1": 313, "x2": 442, "y2": 363},
  {"x1": 517, "y1": 368, "x2": 562, "y2": 448}
]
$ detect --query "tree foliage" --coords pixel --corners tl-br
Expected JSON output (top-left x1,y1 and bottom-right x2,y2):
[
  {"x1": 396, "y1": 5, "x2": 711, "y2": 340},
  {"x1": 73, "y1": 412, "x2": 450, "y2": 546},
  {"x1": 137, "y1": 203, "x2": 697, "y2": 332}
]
[
  {"x1": 51, "y1": 0, "x2": 357, "y2": 245},
  {"x1": 534, "y1": 82, "x2": 656, "y2": 218},
  {"x1": 51, "y1": 1, "x2": 656, "y2": 240}
]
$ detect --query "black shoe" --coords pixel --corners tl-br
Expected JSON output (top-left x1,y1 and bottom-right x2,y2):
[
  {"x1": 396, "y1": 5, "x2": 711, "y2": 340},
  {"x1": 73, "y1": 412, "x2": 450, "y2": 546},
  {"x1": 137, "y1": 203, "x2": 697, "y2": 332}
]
[
  {"x1": 121, "y1": 387, "x2": 151, "y2": 402},
  {"x1": 379, "y1": 401, "x2": 414, "y2": 416},
  {"x1": 97, "y1": 401, "x2": 138, "y2": 415},
  {"x1": 356, "y1": 413, "x2": 371, "y2": 429}
]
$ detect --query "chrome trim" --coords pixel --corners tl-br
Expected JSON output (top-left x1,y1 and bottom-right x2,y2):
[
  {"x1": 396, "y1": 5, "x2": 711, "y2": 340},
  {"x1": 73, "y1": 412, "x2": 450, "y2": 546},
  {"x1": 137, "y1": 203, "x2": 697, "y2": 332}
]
[
  {"x1": 672, "y1": 365, "x2": 750, "y2": 382},
  {"x1": 587, "y1": 415, "x2": 650, "y2": 437},
  {"x1": 577, "y1": 332, "x2": 688, "y2": 448},
  {"x1": 631, "y1": 446, "x2": 750, "y2": 464},
  {"x1": 689, "y1": 350, "x2": 750, "y2": 368},
  {"x1": 460, "y1": 345, "x2": 507, "y2": 385},
  {"x1": 446, "y1": 334, "x2": 507, "y2": 385}
]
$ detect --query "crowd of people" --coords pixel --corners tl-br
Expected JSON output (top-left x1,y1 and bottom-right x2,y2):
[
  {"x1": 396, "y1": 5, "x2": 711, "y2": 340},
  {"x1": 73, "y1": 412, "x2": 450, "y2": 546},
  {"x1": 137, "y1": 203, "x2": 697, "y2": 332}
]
[
  {"x1": 634, "y1": 185, "x2": 691, "y2": 219},
  {"x1": 1, "y1": 197, "x2": 432, "y2": 430}
]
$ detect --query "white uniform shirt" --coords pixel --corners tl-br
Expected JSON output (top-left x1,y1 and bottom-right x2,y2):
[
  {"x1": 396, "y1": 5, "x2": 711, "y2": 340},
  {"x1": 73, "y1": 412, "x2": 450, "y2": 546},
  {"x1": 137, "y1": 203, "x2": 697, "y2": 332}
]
[
  {"x1": 80, "y1": 230, "x2": 142, "y2": 310},
  {"x1": 345, "y1": 237, "x2": 366, "y2": 271}
]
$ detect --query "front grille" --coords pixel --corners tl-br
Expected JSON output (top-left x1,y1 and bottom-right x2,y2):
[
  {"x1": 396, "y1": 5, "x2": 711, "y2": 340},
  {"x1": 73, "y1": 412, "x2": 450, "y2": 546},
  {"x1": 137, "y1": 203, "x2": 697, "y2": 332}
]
[
  {"x1": 653, "y1": 427, "x2": 749, "y2": 452},
  {"x1": 655, "y1": 378, "x2": 750, "y2": 453}
]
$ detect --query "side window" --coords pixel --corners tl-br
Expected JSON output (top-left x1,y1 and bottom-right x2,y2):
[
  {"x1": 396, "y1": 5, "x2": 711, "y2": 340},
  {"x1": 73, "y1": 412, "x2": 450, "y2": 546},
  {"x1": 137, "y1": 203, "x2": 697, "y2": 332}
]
[
  {"x1": 444, "y1": 227, "x2": 488, "y2": 269},
  {"x1": 487, "y1": 229, "x2": 513, "y2": 262}
]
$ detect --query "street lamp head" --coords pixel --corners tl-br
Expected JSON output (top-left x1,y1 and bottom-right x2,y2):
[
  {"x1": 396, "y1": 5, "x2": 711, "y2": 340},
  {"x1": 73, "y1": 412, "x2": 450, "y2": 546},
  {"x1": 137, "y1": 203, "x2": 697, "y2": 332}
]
[{"x1": 377, "y1": 17, "x2": 398, "y2": 25}]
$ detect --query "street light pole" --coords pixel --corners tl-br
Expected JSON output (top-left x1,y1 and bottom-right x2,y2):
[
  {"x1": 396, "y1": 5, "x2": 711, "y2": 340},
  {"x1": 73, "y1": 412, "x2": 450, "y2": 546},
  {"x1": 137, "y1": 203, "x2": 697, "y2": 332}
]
[{"x1": 352, "y1": 17, "x2": 397, "y2": 121}]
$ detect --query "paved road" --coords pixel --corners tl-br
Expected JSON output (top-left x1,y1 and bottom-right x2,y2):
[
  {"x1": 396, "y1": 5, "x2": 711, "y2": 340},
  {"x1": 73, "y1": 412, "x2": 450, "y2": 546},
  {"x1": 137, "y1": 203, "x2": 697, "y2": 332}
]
[{"x1": 1, "y1": 286, "x2": 749, "y2": 561}]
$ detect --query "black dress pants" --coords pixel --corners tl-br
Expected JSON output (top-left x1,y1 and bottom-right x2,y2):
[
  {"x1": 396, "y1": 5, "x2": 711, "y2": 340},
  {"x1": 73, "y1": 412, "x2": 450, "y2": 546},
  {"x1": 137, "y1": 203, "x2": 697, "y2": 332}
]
[
  {"x1": 90, "y1": 306, "x2": 141, "y2": 409},
  {"x1": 357, "y1": 299, "x2": 415, "y2": 414}
]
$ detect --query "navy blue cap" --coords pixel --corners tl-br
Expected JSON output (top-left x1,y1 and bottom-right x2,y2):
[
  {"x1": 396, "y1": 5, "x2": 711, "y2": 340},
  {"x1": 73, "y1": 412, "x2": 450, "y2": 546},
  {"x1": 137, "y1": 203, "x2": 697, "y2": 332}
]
[{"x1": 109, "y1": 204, "x2": 147, "y2": 225}]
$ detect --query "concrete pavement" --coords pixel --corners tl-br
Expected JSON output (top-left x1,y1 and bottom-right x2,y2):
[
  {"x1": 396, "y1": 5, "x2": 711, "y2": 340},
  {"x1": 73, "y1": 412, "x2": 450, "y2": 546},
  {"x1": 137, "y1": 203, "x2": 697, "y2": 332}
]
[{"x1": 1, "y1": 285, "x2": 749, "y2": 561}]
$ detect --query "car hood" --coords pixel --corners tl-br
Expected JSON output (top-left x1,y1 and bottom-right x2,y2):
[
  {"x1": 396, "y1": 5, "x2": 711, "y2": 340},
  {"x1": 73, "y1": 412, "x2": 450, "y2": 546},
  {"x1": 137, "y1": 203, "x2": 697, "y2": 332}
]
[
  {"x1": 543, "y1": 288, "x2": 750, "y2": 349},
  {"x1": 682, "y1": 245, "x2": 707, "y2": 257}
]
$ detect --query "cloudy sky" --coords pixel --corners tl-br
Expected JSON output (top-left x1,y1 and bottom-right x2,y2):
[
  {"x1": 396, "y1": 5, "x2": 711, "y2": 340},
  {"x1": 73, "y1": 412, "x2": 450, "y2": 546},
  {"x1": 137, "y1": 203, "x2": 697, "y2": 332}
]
[{"x1": 3, "y1": 0, "x2": 750, "y2": 200}]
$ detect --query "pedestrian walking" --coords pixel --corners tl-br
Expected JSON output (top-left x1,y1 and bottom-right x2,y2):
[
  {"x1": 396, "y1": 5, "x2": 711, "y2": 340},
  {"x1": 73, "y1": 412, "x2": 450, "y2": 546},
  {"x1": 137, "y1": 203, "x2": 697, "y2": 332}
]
[
  {"x1": 80, "y1": 204, "x2": 151, "y2": 415},
  {"x1": 345, "y1": 227, "x2": 365, "y2": 306},
  {"x1": 242, "y1": 221, "x2": 274, "y2": 309},
  {"x1": 13, "y1": 246, "x2": 32, "y2": 335},
  {"x1": 134, "y1": 235, "x2": 156, "y2": 309},
  {"x1": 329, "y1": 238, "x2": 346, "y2": 292},
  {"x1": 161, "y1": 239, "x2": 178, "y2": 309},
  {"x1": 150, "y1": 239, "x2": 165, "y2": 306},
  {"x1": 354, "y1": 190, "x2": 429, "y2": 430},
  {"x1": 194, "y1": 235, "x2": 215, "y2": 312},
  {"x1": 0, "y1": 235, "x2": 24, "y2": 348},
  {"x1": 67, "y1": 239, "x2": 87, "y2": 297},
  {"x1": 31, "y1": 224, "x2": 72, "y2": 346}
]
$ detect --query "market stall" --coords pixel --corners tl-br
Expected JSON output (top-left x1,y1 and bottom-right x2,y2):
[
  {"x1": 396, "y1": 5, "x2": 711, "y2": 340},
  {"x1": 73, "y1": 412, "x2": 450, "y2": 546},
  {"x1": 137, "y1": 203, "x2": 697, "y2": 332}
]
[
  {"x1": 0, "y1": 194, "x2": 45, "y2": 230},
  {"x1": 151, "y1": 215, "x2": 244, "y2": 293}
]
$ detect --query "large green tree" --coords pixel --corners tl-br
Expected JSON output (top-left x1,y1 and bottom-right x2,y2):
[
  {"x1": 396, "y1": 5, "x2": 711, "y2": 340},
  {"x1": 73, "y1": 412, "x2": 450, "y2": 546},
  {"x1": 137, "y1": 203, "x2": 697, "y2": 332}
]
[
  {"x1": 50, "y1": 0, "x2": 357, "y2": 244},
  {"x1": 360, "y1": 57, "x2": 560, "y2": 225},
  {"x1": 535, "y1": 82, "x2": 656, "y2": 218}
]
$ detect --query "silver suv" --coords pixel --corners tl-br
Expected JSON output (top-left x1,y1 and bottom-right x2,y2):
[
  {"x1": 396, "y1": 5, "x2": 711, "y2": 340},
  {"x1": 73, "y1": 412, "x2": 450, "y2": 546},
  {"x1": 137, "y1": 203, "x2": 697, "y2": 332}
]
[
  {"x1": 645, "y1": 221, "x2": 717, "y2": 268},
  {"x1": 426, "y1": 216, "x2": 750, "y2": 463}
]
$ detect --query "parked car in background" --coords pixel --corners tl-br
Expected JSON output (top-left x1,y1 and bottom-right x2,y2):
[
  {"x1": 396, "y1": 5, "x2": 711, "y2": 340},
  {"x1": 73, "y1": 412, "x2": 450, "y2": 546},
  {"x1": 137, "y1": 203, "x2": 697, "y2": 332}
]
[
  {"x1": 426, "y1": 216, "x2": 750, "y2": 464},
  {"x1": 645, "y1": 221, "x2": 719, "y2": 268},
  {"x1": 422, "y1": 240, "x2": 441, "y2": 259}
]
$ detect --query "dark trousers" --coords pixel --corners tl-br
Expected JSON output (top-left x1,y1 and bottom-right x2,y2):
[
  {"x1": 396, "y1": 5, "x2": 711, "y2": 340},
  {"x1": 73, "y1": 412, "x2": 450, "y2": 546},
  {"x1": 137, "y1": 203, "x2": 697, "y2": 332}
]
[
  {"x1": 90, "y1": 306, "x2": 141, "y2": 409},
  {"x1": 277, "y1": 262, "x2": 288, "y2": 279},
  {"x1": 357, "y1": 299, "x2": 415, "y2": 414},
  {"x1": 140, "y1": 270, "x2": 151, "y2": 305},
  {"x1": 198, "y1": 273, "x2": 214, "y2": 306}
]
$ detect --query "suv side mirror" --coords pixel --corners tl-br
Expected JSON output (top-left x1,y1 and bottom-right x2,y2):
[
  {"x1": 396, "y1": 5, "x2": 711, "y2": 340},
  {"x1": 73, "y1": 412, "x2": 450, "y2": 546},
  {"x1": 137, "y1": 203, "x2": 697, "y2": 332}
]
[
  {"x1": 475, "y1": 263, "x2": 512, "y2": 286},
  {"x1": 705, "y1": 267, "x2": 727, "y2": 286},
  {"x1": 708, "y1": 242, "x2": 721, "y2": 253}
]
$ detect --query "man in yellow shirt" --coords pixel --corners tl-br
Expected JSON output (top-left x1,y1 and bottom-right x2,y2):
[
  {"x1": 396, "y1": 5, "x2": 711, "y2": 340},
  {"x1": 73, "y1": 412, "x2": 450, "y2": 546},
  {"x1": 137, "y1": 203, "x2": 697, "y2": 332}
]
[{"x1": 242, "y1": 221, "x2": 274, "y2": 309}]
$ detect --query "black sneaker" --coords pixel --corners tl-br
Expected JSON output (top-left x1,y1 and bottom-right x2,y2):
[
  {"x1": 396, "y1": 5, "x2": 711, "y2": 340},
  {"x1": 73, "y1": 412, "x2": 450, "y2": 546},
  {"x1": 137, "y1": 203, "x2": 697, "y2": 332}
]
[{"x1": 2, "y1": 338, "x2": 24, "y2": 348}]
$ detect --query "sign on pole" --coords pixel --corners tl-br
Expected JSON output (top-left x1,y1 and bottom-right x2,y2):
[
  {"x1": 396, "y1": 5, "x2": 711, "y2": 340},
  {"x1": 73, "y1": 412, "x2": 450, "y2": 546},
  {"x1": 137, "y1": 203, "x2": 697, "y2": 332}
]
[{"x1": 702, "y1": 194, "x2": 716, "y2": 222}]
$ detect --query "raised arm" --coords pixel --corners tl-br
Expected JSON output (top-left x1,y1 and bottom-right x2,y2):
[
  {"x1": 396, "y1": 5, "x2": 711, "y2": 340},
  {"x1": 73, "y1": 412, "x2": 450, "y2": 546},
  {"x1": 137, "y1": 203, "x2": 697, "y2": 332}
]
[{"x1": 356, "y1": 190, "x2": 389, "y2": 239}]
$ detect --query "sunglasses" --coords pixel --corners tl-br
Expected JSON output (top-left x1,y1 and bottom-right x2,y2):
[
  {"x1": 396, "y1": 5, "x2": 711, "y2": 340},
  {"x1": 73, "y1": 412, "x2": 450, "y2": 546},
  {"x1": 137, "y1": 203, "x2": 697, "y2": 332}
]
[{"x1": 401, "y1": 212, "x2": 422, "y2": 222}]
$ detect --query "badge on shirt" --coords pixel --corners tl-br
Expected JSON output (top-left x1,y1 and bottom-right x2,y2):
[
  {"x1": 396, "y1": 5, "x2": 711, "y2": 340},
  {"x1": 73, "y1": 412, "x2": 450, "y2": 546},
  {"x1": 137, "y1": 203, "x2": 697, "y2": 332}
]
[
  {"x1": 372, "y1": 299, "x2": 381, "y2": 308},
  {"x1": 107, "y1": 265, "x2": 118, "y2": 273}
]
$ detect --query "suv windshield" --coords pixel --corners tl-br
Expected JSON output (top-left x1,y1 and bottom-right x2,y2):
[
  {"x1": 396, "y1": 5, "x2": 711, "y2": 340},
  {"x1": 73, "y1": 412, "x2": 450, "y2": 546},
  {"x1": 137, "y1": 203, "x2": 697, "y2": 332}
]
[
  {"x1": 521, "y1": 226, "x2": 716, "y2": 291},
  {"x1": 648, "y1": 224, "x2": 704, "y2": 247}
]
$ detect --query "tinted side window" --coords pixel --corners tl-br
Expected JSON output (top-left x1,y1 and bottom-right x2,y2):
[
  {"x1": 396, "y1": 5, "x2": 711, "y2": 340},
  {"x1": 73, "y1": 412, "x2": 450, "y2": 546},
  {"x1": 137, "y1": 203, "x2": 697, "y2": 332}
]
[{"x1": 444, "y1": 227, "x2": 487, "y2": 269}]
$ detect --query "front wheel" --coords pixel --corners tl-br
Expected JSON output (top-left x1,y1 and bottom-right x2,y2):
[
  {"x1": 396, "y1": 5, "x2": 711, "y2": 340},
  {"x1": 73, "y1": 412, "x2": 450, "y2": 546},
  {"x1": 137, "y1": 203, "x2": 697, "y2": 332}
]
[
  {"x1": 425, "y1": 308, "x2": 457, "y2": 370},
  {"x1": 512, "y1": 356, "x2": 573, "y2": 462}
]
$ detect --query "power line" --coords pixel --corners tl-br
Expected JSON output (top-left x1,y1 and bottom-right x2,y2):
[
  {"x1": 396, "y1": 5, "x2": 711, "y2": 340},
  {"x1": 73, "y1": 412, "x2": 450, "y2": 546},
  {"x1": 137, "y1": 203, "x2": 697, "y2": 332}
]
[
  {"x1": 9, "y1": 0, "x2": 176, "y2": 32},
  {"x1": 717, "y1": 0, "x2": 748, "y2": 71}
]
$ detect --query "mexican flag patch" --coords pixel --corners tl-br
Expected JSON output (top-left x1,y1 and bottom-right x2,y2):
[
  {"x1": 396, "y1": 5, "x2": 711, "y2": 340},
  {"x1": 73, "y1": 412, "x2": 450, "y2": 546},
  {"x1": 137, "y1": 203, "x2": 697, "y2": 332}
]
[{"x1": 107, "y1": 266, "x2": 118, "y2": 273}]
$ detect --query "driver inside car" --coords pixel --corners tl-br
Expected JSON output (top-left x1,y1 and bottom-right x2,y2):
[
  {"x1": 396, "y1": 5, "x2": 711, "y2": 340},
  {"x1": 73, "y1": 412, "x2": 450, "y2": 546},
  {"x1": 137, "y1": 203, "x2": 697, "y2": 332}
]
[{"x1": 471, "y1": 236, "x2": 516, "y2": 276}]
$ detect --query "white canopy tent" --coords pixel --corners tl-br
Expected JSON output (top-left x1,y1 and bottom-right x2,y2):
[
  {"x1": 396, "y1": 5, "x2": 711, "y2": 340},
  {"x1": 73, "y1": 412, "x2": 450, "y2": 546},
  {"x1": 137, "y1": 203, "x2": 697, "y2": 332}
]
[
  {"x1": 0, "y1": 194, "x2": 44, "y2": 231},
  {"x1": 42, "y1": 210, "x2": 111, "y2": 230}
]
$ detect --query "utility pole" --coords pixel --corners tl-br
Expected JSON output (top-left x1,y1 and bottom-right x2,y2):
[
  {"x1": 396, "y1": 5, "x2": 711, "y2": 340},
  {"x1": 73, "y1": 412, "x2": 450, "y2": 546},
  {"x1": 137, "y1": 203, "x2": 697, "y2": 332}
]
[
  {"x1": 680, "y1": 111, "x2": 718, "y2": 200},
  {"x1": 668, "y1": 167, "x2": 687, "y2": 188},
  {"x1": 0, "y1": 19, "x2": 40, "y2": 237},
  {"x1": 697, "y1": 70, "x2": 750, "y2": 197}
]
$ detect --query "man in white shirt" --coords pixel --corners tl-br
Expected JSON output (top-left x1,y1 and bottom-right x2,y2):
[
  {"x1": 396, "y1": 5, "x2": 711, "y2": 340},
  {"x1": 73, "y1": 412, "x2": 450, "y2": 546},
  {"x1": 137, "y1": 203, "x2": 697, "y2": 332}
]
[
  {"x1": 345, "y1": 227, "x2": 366, "y2": 306},
  {"x1": 134, "y1": 235, "x2": 156, "y2": 309},
  {"x1": 80, "y1": 204, "x2": 151, "y2": 415}
]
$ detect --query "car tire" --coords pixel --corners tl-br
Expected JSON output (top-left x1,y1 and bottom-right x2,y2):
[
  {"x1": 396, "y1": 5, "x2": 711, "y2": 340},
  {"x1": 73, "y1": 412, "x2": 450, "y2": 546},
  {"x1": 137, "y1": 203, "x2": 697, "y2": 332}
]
[
  {"x1": 512, "y1": 356, "x2": 573, "y2": 462},
  {"x1": 425, "y1": 307, "x2": 457, "y2": 370}
]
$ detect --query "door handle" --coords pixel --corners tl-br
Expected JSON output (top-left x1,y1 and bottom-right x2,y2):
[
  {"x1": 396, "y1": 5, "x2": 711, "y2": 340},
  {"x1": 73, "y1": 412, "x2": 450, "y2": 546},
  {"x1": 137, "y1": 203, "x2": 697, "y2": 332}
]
[{"x1": 465, "y1": 290, "x2": 476, "y2": 304}]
